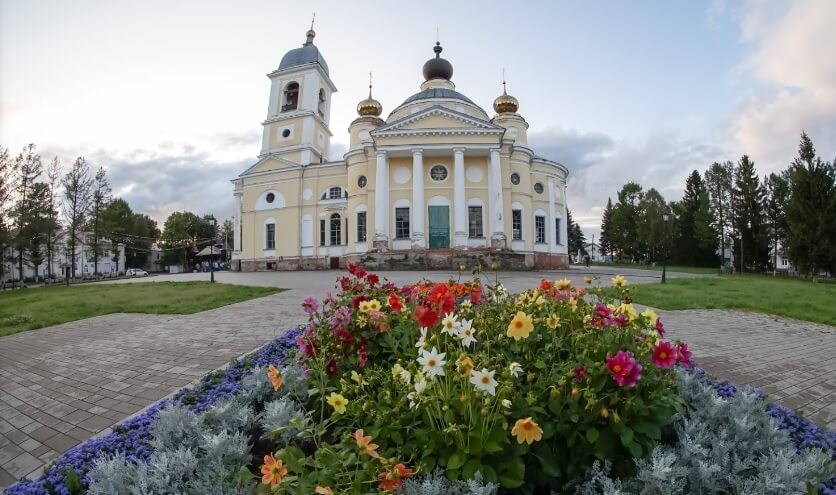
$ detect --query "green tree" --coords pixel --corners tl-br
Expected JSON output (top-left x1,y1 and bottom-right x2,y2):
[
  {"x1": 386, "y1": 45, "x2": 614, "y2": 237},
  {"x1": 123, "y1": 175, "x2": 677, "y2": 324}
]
[
  {"x1": 611, "y1": 183, "x2": 644, "y2": 261},
  {"x1": 672, "y1": 171, "x2": 718, "y2": 267},
  {"x1": 161, "y1": 211, "x2": 213, "y2": 268},
  {"x1": 599, "y1": 197, "x2": 614, "y2": 259},
  {"x1": 44, "y1": 157, "x2": 62, "y2": 278},
  {"x1": 12, "y1": 144, "x2": 43, "y2": 282},
  {"x1": 637, "y1": 188, "x2": 668, "y2": 263},
  {"x1": 62, "y1": 157, "x2": 93, "y2": 278},
  {"x1": 704, "y1": 161, "x2": 734, "y2": 269},
  {"x1": 0, "y1": 147, "x2": 16, "y2": 281},
  {"x1": 23, "y1": 182, "x2": 57, "y2": 280},
  {"x1": 732, "y1": 155, "x2": 769, "y2": 272},
  {"x1": 567, "y1": 209, "x2": 586, "y2": 259},
  {"x1": 785, "y1": 132, "x2": 836, "y2": 276},
  {"x1": 88, "y1": 166, "x2": 111, "y2": 276},
  {"x1": 763, "y1": 172, "x2": 790, "y2": 273},
  {"x1": 101, "y1": 198, "x2": 158, "y2": 269}
]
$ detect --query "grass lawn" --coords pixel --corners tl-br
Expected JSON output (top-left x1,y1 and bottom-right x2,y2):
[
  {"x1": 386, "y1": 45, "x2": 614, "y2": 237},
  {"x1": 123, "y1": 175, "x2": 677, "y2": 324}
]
[
  {"x1": 629, "y1": 275, "x2": 836, "y2": 326},
  {"x1": 592, "y1": 262, "x2": 720, "y2": 275},
  {"x1": 0, "y1": 282, "x2": 282, "y2": 337}
]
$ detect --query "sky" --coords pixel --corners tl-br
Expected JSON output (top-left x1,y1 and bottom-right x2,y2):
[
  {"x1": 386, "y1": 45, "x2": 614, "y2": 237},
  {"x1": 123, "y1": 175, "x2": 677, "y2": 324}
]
[{"x1": 1, "y1": 0, "x2": 835, "y2": 240}]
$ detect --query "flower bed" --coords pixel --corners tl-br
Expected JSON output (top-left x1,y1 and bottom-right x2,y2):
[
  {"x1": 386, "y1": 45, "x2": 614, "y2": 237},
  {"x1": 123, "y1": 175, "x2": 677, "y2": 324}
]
[{"x1": 6, "y1": 268, "x2": 835, "y2": 495}]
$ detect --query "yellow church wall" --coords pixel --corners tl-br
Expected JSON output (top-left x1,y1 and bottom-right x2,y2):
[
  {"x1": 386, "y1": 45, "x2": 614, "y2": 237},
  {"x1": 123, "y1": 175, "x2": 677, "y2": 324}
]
[{"x1": 267, "y1": 120, "x2": 304, "y2": 149}]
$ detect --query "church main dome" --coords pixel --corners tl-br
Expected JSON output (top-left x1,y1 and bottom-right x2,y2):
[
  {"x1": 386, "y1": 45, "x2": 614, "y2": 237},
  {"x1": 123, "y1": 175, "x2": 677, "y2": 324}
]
[
  {"x1": 422, "y1": 42, "x2": 453, "y2": 81},
  {"x1": 279, "y1": 29, "x2": 330, "y2": 75}
]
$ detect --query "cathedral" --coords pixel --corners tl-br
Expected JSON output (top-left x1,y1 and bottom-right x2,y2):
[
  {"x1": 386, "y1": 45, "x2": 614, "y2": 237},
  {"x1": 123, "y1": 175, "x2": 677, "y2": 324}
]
[{"x1": 231, "y1": 28, "x2": 570, "y2": 271}]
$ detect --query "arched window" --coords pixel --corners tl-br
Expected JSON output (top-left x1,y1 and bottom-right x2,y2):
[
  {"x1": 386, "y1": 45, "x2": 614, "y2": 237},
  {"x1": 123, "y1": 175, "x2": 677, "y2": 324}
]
[
  {"x1": 318, "y1": 88, "x2": 327, "y2": 117},
  {"x1": 282, "y1": 82, "x2": 299, "y2": 112},
  {"x1": 322, "y1": 186, "x2": 346, "y2": 200},
  {"x1": 329, "y1": 213, "x2": 341, "y2": 246}
]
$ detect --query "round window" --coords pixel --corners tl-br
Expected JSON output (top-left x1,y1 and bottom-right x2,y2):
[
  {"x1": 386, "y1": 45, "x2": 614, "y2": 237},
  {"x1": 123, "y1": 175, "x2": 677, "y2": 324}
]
[
  {"x1": 266, "y1": 193, "x2": 275, "y2": 203},
  {"x1": 510, "y1": 173, "x2": 520, "y2": 185},
  {"x1": 430, "y1": 165, "x2": 448, "y2": 182},
  {"x1": 357, "y1": 175, "x2": 367, "y2": 188},
  {"x1": 534, "y1": 182, "x2": 544, "y2": 194},
  {"x1": 282, "y1": 129, "x2": 291, "y2": 138}
]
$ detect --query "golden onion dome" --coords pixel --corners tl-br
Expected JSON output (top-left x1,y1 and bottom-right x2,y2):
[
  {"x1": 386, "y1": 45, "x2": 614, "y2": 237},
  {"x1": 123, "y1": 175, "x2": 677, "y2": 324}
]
[
  {"x1": 493, "y1": 81, "x2": 519, "y2": 114},
  {"x1": 357, "y1": 75, "x2": 382, "y2": 117}
]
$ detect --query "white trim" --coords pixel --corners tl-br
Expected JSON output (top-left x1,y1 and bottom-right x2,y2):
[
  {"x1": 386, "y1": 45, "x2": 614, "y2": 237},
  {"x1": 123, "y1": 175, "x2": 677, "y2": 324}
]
[
  {"x1": 255, "y1": 190, "x2": 286, "y2": 211},
  {"x1": 263, "y1": 217, "x2": 277, "y2": 251}
]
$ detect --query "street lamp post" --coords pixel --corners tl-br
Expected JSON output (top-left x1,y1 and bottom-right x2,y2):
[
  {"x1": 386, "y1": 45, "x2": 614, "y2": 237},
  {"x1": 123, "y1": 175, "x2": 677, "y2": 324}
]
[
  {"x1": 208, "y1": 218, "x2": 216, "y2": 283},
  {"x1": 662, "y1": 212, "x2": 670, "y2": 284}
]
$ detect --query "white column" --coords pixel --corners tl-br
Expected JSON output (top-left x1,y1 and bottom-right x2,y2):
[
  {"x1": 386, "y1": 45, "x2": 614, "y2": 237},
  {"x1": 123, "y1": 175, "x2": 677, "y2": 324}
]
[
  {"x1": 234, "y1": 192, "x2": 243, "y2": 252},
  {"x1": 374, "y1": 150, "x2": 389, "y2": 245},
  {"x1": 412, "y1": 149, "x2": 425, "y2": 248},
  {"x1": 488, "y1": 148, "x2": 506, "y2": 248},
  {"x1": 453, "y1": 147, "x2": 467, "y2": 247},
  {"x1": 548, "y1": 177, "x2": 557, "y2": 254}
]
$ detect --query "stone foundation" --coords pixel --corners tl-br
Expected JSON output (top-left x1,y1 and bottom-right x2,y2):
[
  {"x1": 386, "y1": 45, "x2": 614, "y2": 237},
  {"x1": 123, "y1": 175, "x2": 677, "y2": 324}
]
[{"x1": 235, "y1": 250, "x2": 569, "y2": 272}]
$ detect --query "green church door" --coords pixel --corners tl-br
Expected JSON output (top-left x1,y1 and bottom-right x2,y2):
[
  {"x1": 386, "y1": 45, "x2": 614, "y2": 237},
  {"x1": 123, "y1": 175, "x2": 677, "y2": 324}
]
[{"x1": 428, "y1": 206, "x2": 449, "y2": 249}]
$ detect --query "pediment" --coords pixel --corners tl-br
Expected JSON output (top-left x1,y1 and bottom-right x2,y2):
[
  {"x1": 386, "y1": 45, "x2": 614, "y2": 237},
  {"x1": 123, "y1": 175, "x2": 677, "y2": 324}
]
[
  {"x1": 372, "y1": 106, "x2": 504, "y2": 138},
  {"x1": 239, "y1": 155, "x2": 298, "y2": 176}
]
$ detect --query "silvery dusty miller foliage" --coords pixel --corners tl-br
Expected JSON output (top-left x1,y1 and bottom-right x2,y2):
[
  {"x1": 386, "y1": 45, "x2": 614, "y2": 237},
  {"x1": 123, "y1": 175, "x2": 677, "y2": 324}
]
[{"x1": 401, "y1": 468, "x2": 500, "y2": 495}]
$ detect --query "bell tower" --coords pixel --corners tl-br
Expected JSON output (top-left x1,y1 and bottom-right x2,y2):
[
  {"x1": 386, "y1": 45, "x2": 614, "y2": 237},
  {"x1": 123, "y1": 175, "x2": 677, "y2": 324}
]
[{"x1": 260, "y1": 27, "x2": 337, "y2": 165}]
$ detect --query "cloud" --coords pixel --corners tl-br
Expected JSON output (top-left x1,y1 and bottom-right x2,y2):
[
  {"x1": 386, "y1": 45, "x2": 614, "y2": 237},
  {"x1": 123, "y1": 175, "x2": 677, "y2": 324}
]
[
  {"x1": 530, "y1": 128, "x2": 726, "y2": 238},
  {"x1": 732, "y1": 0, "x2": 836, "y2": 171}
]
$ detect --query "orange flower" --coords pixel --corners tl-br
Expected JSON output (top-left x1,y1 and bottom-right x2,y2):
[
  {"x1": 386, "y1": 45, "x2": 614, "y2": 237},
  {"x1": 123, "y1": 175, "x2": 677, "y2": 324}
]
[
  {"x1": 511, "y1": 417, "x2": 544, "y2": 445},
  {"x1": 267, "y1": 365, "x2": 283, "y2": 392},
  {"x1": 260, "y1": 454, "x2": 287, "y2": 486},
  {"x1": 315, "y1": 487, "x2": 334, "y2": 495},
  {"x1": 353, "y1": 428, "x2": 381, "y2": 459},
  {"x1": 378, "y1": 463, "x2": 414, "y2": 492}
]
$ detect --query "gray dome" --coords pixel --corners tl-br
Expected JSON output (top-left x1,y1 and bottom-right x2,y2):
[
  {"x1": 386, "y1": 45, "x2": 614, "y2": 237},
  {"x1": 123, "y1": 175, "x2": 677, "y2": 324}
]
[
  {"x1": 422, "y1": 42, "x2": 453, "y2": 81},
  {"x1": 278, "y1": 30, "x2": 329, "y2": 75},
  {"x1": 400, "y1": 88, "x2": 476, "y2": 106}
]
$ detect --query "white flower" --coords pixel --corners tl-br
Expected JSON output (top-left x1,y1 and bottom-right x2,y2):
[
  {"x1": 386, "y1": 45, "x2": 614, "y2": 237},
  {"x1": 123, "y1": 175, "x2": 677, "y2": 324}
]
[
  {"x1": 417, "y1": 347, "x2": 446, "y2": 378},
  {"x1": 491, "y1": 284, "x2": 508, "y2": 303},
  {"x1": 502, "y1": 399, "x2": 512, "y2": 409},
  {"x1": 469, "y1": 368, "x2": 498, "y2": 396},
  {"x1": 399, "y1": 368, "x2": 411, "y2": 385},
  {"x1": 509, "y1": 362, "x2": 523, "y2": 378},
  {"x1": 441, "y1": 313, "x2": 460, "y2": 336},
  {"x1": 414, "y1": 376, "x2": 428, "y2": 394},
  {"x1": 415, "y1": 327, "x2": 428, "y2": 349},
  {"x1": 408, "y1": 376, "x2": 428, "y2": 409},
  {"x1": 458, "y1": 319, "x2": 477, "y2": 348}
]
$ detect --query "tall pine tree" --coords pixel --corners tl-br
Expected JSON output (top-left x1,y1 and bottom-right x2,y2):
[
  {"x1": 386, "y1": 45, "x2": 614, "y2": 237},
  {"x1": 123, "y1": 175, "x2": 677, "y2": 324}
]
[
  {"x1": 672, "y1": 171, "x2": 718, "y2": 267},
  {"x1": 638, "y1": 188, "x2": 668, "y2": 263},
  {"x1": 599, "y1": 197, "x2": 614, "y2": 259},
  {"x1": 62, "y1": 157, "x2": 93, "y2": 278},
  {"x1": 732, "y1": 155, "x2": 769, "y2": 272},
  {"x1": 88, "y1": 166, "x2": 111, "y2": 277},
  {"x1": 611, "y1": 183, "x2": 644, "y2": 261},
  {"x1": 763, "y1": 172, "x2": 790, "y2": 273},
  {"x1": 785, "y1": 132, "x2": 836, "y2": 276},
  {"x1": 567, "y1": 209, "x2": 586, "y2": 259},
  {"x1": 12, "y1": 144, "x2": 43, "y2": 283},
  {"x1": 704, "y1": 161, "x2": 734, "y2": 269}
]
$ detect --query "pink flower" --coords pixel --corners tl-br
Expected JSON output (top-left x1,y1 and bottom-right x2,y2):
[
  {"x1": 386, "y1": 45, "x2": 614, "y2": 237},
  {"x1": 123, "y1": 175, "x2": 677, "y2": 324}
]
[
  {"x1": 656, "y1": 317, "x2": 665, "y2": 337},
  {"x1": 594, "y1": 304, "x2": 612, "y2": 319},
  {"x1": 573, "y1": 365, "x2": 587, "y2": 383},
  {"x1": 651, "y1": 341, "x2": 677, "y2": 369},
  {"x1": 676, "y1": 342, "x2": 692, "y2": 367},
  {"x1": 302, "y1": 296, "x2": 319, "y2": 315},
  {"x1": 606, "y1": 351, "x2": 642, "y2": 388}
]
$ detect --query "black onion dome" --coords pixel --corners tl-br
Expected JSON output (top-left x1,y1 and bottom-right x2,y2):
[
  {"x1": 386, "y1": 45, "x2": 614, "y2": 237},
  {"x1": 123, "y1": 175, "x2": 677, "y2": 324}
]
[
  {"x1": 422, "y1": 42, "x2": 453, "y2": 81},
  {"x1": 279, "y1": 29, "x2": 329, "y2": 75}
]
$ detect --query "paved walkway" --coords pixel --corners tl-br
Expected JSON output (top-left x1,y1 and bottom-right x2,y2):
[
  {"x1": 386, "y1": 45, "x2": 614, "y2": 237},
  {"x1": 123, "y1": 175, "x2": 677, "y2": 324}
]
[{"x1": 1, "y1": 268, "x2": 833, "y2": 489}]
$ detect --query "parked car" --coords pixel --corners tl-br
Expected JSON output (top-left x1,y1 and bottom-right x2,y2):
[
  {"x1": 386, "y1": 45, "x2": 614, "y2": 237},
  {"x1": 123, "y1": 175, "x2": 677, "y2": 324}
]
[{"x1": 127, "y1": 268, "x2": 148, "y2": 276}]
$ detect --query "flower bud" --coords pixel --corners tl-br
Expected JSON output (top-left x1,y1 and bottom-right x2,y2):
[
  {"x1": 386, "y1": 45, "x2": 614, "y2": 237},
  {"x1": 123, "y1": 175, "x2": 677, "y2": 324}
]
[
  {"x1": 571, "y1": 388, "x2": 579, "y2": 398},
  {"x1": 600, "y1": 408, "x2": 609, "y2": 419},
  {"x1": 481, "y1": 407, "x2": 489, "y2": 416}
]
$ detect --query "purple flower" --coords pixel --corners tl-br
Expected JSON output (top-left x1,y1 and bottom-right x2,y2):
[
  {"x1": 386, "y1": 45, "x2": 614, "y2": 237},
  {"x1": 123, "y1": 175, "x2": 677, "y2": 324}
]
[{"x1": 302, "y1": 295, "x2": 319, "y2": 315}]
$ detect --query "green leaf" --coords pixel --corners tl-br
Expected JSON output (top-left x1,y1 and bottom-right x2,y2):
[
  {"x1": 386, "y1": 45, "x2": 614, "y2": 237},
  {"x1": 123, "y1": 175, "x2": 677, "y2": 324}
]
[
  {"x1": 498, "y1": 457, "x2": 526, "y2": 488},
  {"x1": 627, "y1": 440, "x2": 643, "y2": 458},
  {"x1": 448, "y1": 450, "x2": 467, "y2": 470},
  {"x1": 586, "y1": 427, "x2": 599, "y2": 444},
  {"x1": 619, "y1": 427, "x2": 634, "y2": 447},
  {"x1": 64, "y1": 469, "x2": 82, "y2": 495},
  {"x1": 462, "y1": 459, "x2": 482, "y2": 479}
]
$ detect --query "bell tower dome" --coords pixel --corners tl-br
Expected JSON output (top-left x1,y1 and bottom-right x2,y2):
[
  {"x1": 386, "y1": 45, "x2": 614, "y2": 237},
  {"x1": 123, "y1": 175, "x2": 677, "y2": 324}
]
[{"x1": 259, "y1": 26, "x2": 338, "y2": 165}]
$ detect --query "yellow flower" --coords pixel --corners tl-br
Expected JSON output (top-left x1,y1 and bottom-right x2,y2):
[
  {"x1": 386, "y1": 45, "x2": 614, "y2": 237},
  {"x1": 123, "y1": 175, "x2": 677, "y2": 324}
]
[
  {"x1": 611, "y1": 275, "x2": 627, "y2": 287},
  {"x1": 617, "y1": 303, "x2": 639, "y2": 320},
  {"x1": 326, "y1": 393, "x2": 348, "y2": 414},
  {"x1": 517, "y1": 293, "x2": 528, "y2": 306},
  {"x1": 546, "y1": 313, "x2": 560, "y2": 329},
  {"x1": 641, "y1": 308, "x2": 658, "y2": 325},
  {"x1": 528, "y1": 290, "x2": 539, "y2": 303},
  {"x1": 555, "y1": 278, "x2": 572, "y2": 291},
  {"x1": 460, "y1": 299, "x2": 472, "y2": 310},
  {"x1": 535, "y1": 295, "x2": 546, "y2": 307},
  {"x1": 359, "y1": 300, "x2": 371, "y2": 313},
  {"x1": 583, "y1": 276, "x2": 591, "y2": 284},
  {"x1": 507, "y1": 311, "x2": 534, "y2": 341},
  {"x1": 350, "y1": 370, "x2": 365, "y2": 384},
  {"x1": 455, "y1": 355, "x2": 474, "y2": 377},
  {"x1": 368, "y1": 299, "x2": 381, "y2": 312},
  {"x1": 511, "y1": 417, "x2": 543, "y2": 445},
  {"x1": 568, "y1": 297, "x2": 578, "y2": 312},
  {"x1": 356, "y1": 315, "x2": 367, "y2": 328},
  {"x1": 315, "y1": 487, "x2": 333, "y2": 495}
]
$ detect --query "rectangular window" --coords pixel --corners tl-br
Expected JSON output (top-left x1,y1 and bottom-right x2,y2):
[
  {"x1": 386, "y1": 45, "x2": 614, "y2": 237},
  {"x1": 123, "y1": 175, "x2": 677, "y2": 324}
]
[
  {"x1": 512, "y1": 209, "x2": 522, "y2": 241},
  {"x1": 468, "y1": 206, "x2": 483, "y2": 238},
  {"x1": 265, "y1": 224, "x2": 275, "y2": 250},
  {"x1": 555, "y1": 218, "x2": 562, "y2": 245},
  {"x1": 535, "y1": 215, "x2": 546, "y2": 244},
  {"x1": 330, "y1": 215, "x2": 341, "y2": 246},
  {"x1": 395, "y1": 207, "x2": 410, "y2": 239},
  {"x1": 357, "y1": 212, "x2": 367, "y2": 242},
  {"x1": 320, "y1": 220, "x2": 326, "y2": 246}
]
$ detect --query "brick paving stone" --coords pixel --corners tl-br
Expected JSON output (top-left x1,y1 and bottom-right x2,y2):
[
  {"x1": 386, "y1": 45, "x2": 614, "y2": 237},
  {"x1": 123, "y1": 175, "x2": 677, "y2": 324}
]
[
  {"x1": 0, "y1": 468, "x2": 15, "y2": 487},
  {"x1": 4, "y1": 452, "x2": 40, "y2": 479}
]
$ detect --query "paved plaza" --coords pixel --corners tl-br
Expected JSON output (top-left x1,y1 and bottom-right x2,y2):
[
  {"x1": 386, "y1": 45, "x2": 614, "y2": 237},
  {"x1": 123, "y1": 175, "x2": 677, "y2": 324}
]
[{"x1": 0, "y1": 267, "x2": 834, "y2": 488}]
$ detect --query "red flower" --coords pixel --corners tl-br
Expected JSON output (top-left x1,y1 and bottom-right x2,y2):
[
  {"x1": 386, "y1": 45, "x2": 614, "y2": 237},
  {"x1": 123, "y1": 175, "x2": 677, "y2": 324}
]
[
  {"x1": 676, "y1": 342, "x2": 692, "y2": 367},
  {"x1": 326, "y1": 359, "x2": 338, "y2": 378},
  {"x1": 348, "y1": 263, "x2": 366, "y2": 278},
  {"x1": 334, "y1": 328, "x2": 353, "y2": 344},
  {"x1": 352, "y1": 295, "x2": 370, "y2": 310},
  {"x1": 358, "y1": 350, "x2": 368, "y2": 369},
  {"x1": 606, "y1": 350, "x2": 642, "y2": 388},
  {"x1": 539, "y1": 280, "x2": 553, "y2": 291},
  {"x1": 470, "y1": 284, "x2": 483, "y2": 303},
  {"x1": 339, "y1": 276, "x2": 352, "y2": 292},
  {"x1": 377, "y1": 463, "x2": 414, "y2": 492},
  {"x1": 367, "y1": 273, "x2": 379, "y2": 287},
  {"x1": 651, "y1": 341, "x2": 678, "y2": 368},
  {"x1": 573, "y1": 365, "x2": 587, "y2": 383},
  {"x1": 387, "y1": 292, "x2": 404, "y2": 312},
  {"x1": 414, "y1": 305, "x2": 440, "y2": 328},
  {"x1": 656, "y1": 317, "x2": 666, "y2": 338}
]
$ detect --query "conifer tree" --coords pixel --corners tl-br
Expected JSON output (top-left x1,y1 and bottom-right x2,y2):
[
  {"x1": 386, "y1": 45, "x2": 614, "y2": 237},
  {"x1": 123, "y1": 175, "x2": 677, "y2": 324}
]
[
  {"x1": 599, "y1": 197, "x2": 614, "y2": 259},
  {"x1": 762, "y1": 172, "x2": 790, "y2": 273},
  {"x1": 45, "y1": 157, "x2": 62, "y2": 278},
  {"x1": 611, "y1": 183, "x2": 644, "y2": 261},
  {"x1": 0, "y1": 147, "x2": 16, "y2": 281},
  {"x1": 638, "y1": 188, "x2": 667, "y2": 263},
  {"x1": 732, "y1": 155, "x2": 769, "y2": 272},
  {"x1": 88, "y1": 166, "x2": 111, "y2": 277},
  {"x1": 12, "y1": 144, "x2": 43, "y2": 282},
  {"x1": 672, "y1": 171, "x2": 717, "y2": 267},
  {"x1": 62, "y1": 157, "x2": 93, "y2": 278},
  {"x1": 785, "y1": 132, "x2": 836, "y2": 276},
  {"x1": 704, "y1": 161, "x2": 734, "y2": 269},
  {"x1": 567, "y1": 209, "x2": 586, "y2": 258}
]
